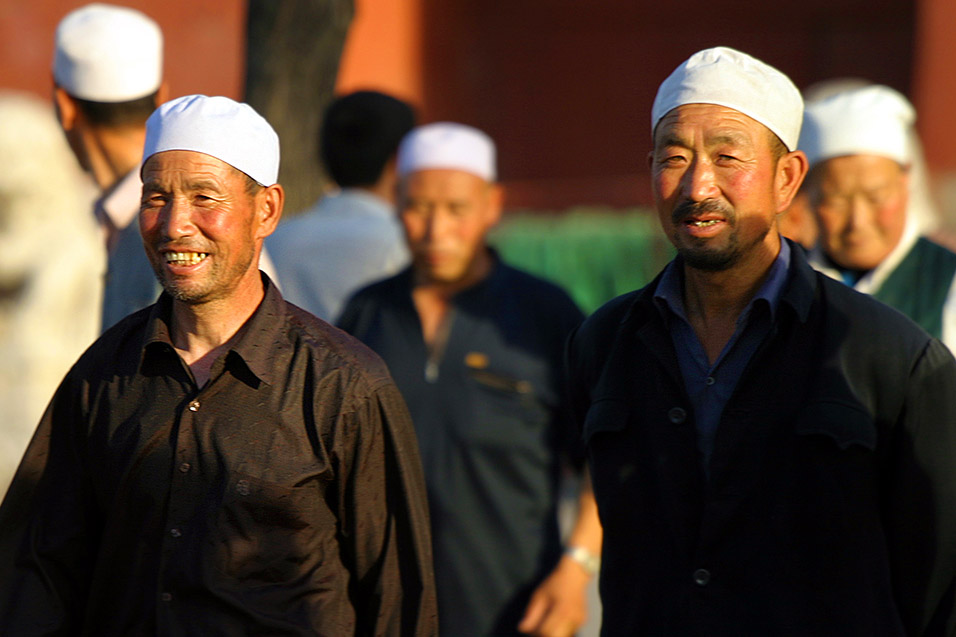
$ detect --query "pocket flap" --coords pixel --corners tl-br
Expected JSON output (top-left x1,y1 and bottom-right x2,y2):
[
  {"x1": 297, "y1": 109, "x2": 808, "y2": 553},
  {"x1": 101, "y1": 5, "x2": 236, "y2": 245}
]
[
  {"x1": 794, "y1": 401, "x2": 877, "y2": 451},
  {"x1": 583, "y1": 399, "x2": 630, "y2": 444}
]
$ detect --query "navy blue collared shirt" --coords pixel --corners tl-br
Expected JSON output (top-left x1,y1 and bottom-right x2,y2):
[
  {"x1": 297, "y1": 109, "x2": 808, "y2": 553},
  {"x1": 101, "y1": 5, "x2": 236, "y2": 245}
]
[{"x1": 654, "y1": 240, "x2": 791, "y2": 472}]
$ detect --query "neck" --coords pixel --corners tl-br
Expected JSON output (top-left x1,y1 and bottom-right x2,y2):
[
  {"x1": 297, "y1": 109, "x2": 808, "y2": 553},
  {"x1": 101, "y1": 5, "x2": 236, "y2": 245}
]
[
  {"x1": 358, "y1": 172, "x2": 398, "y2": 205},
  {"x1": 412, "y1": 249, "x2": 494, "y2": 346},
  {"x1": 414, "y1": 248, "x2": 494, "y2": 300},
  {"x1": 170, "y1": 270, "x2": 266, "y2": 386},
  {"x1": 682, "y1": 234, "x2": 781, "y2": 325},
  {"x1": 84, "y1": 125, "x2": 147, "y2": 192}
]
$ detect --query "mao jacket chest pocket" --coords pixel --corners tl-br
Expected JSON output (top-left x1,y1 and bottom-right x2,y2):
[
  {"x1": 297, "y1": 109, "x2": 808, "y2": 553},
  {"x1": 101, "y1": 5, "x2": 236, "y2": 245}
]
[
  {"x1": 793, "y1": 400, "x2": 878, "y2": 451},
  {"x1": 583, "y1": 399, "x2": 630, "y2": 446}
]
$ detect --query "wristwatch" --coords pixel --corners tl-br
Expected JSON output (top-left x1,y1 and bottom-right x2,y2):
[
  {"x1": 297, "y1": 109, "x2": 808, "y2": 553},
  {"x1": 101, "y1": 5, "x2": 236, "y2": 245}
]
[{"x1": 564, "y1": 545, "x2": 600, "y2": 576}]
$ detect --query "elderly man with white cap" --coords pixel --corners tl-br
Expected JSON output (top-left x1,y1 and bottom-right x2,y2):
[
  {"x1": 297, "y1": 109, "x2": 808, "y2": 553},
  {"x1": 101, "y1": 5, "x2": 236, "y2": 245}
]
[
  {"x1": 339, "y1": 122, "x2": 602, "y2": 637},
  {"x1": 0, "y1": 94, "x2": 436, "y2": 635},
  {"x1": 566, "y1": 47, "x2": 956, "y2": 635},
  {"x1": 800, "y1": 84, "x2": 956, "y2": 352},
  {"x1": 53, "y1": 3, "x2": 278, "y2": 333}
]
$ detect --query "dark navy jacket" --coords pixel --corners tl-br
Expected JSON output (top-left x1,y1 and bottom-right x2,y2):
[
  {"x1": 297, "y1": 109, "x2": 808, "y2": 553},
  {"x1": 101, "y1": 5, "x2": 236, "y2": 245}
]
[
  {"x1": 340, "y1": 260, "x2": 584, "y2": 636},
  {"x1": 567, "y1": 240, "x2": 956, "y2": 636}
]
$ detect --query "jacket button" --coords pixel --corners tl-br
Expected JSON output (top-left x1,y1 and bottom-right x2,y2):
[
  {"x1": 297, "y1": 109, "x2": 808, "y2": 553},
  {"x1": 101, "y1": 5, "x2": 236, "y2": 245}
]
[
  {"x1": 693, "y1": 568, "x2": 711, "y2": 586},
  {"x1": 668, "y1": 407, "x2": 687, "y2": 424}
]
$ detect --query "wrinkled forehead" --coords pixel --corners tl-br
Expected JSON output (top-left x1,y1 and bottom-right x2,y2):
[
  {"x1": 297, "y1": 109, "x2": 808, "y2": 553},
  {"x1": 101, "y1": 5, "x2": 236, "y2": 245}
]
[
  {"x1": 142, "y1": 149, "x2": 250, "y2": 187},
  {"x1": 653, "y1": 103, "x2": 776, "y2": 149},
  {"x1": 400, "y1": 168, "x2": 491, "y2": 197},
  {"x1": 812, "y1": 153, "x2": 909, "y2": 188}
]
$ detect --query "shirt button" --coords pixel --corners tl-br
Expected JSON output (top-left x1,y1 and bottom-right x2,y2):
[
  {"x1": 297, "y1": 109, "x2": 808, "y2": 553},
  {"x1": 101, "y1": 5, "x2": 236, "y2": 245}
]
[
  {"x1": 161, "y1": 592, "x2": 173, "y2": 602},
  {"x1": 188, "y1": 400, "x2": 200, "y2": 412},
  {"x1": 667, "y1": 407, "x2": 687, "y2": 424},
  {"x1": 705, "y1": 376, "x2": 715, "y2": 386},
  {"x1": 179, "y1": 462, "x2": 191, "y2": 473},
  {"x1": 693, "y1": 568, "x2": 711, "y2": 586},
  {"x1": 170, "y1": 528, "x2": 182, "y2": 538}
]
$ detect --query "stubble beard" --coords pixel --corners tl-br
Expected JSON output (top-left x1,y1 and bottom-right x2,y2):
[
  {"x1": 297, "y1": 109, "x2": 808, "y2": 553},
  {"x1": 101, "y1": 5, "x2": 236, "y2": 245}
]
[
  {"x1": 670, "y1": 199, "x2": 768, "y2": 272},
  {"x1": 150, "y1": 247, "x2": 256, "y2": 305}
]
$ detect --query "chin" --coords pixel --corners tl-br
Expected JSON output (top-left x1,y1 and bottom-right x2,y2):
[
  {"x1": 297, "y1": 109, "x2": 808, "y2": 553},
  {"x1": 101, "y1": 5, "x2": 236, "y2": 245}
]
[{"x1": 834, "y1": 251, "x2": 885, "y2": 272}]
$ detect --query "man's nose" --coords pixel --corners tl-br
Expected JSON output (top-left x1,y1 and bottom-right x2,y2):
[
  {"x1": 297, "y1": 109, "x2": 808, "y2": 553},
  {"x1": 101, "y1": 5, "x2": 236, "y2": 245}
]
[
  {"x1": 682, "y1": 157, "x2": 719, "y2": 202},
  {"x1": 161, "y1": 197, "x2": 196, "y2": 239},
  {"x1": 846, "y1": 195, "x2": 874, "y2": 231}
]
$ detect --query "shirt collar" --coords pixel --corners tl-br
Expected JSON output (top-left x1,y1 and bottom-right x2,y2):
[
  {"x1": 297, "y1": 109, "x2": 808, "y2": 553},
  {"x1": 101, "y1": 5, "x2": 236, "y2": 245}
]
[
  {"x1": 654, "y1": 238, "x2": 792, "y2": 323},
  {"x1": 96, "y1": 167, "x2": 142, "y2": 230},
  {"x1": 141, "y1": 273, "x2": 288, "y2": 386}
]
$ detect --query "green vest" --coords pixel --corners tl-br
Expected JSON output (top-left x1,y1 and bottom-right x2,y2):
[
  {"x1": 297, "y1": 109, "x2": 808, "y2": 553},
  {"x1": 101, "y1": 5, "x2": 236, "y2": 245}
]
[{"x1": 872, "y1": 237, "x2": 956, "y2": 339}]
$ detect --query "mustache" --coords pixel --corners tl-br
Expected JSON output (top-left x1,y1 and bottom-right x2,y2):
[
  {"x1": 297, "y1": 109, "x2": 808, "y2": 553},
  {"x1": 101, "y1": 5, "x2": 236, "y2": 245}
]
[{"x1": 671, "y1": 199, "x2": 734, "y2": 225}]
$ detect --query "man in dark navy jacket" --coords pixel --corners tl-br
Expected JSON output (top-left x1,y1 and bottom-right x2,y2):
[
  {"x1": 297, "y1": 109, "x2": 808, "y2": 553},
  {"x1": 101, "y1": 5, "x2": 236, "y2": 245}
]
[{"x1": 567, "y1": 46, "x2": 956, "y2": 636}]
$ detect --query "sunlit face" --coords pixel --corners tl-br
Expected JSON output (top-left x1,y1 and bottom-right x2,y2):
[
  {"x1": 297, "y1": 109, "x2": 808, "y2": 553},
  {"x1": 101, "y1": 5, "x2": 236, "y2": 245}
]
[
  {"x1": 650, "y1": 104, "x2": 789, "y2": 271},
  {"x1": 139, "y1": 150, "x2": 271, "y2": 305},
  {"x1": 399, "y1": 169, "x2": 501, "y2": 285},
  {"x1": 809, "y1": 154, "x2": 908, "y2": 271}
]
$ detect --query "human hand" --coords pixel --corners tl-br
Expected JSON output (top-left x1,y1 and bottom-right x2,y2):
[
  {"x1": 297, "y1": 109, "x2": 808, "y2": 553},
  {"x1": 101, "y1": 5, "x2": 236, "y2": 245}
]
[{"x1": 517, "y1": 555, "x2": 590, "y2": 636}]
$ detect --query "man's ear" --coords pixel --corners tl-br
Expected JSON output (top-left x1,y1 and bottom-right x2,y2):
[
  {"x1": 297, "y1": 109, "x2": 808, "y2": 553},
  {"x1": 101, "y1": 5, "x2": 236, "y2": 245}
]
[
  {"x1": 774, "y1": 150, "x2": 809, "y2": 213},
  {"x1": 485, "y1": 183, "x2": 504, "y2": 227},
  {"x1": 255, "y1": 184, "x2": 284, "y2": 239},
  {"x1": 155, "y1": 81, "x2": 170, "y2": 108},
  {"x1": 53, "y1": 86, "x2": 77, "y2": 131}
]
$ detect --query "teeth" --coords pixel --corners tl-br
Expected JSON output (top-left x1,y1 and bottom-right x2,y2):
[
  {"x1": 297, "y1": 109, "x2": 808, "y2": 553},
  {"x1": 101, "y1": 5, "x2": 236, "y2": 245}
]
[
  {"x1": 690, "y1": 220, "x2": 721, "y2": 227},
  {"x1": 164, "y1": 251, "x2": 208, "y2": 266}
]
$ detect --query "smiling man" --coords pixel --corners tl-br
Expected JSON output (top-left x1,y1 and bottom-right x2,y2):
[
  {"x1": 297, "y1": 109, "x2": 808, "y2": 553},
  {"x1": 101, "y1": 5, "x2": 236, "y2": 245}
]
[
  {"x1": 566, "y1": 47, "x2": 956, "y2": 635},
  {"x1": 0, "y1": 95, "x2": 436, "y2": 635},
  {"x1": 800, "y1": 84, "x2": 956, "y2": 352}
]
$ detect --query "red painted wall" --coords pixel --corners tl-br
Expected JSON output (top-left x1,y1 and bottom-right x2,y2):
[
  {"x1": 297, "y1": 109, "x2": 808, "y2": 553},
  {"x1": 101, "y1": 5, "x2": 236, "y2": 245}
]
[
  {"x1": 4, "y1": 0, "x2": 922, "y2": 211},
  {"x1": 0, "y1": 0, "x2": 245, "y2": 102}
]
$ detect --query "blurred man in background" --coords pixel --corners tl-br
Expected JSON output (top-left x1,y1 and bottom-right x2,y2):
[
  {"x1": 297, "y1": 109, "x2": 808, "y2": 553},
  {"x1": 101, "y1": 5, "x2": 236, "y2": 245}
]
[
  {"x1": 53, "y1": 3, "x2": 166, "y2": 331},
  {"x1": 0, "y1": 94, "x2": 436, "y2": 635},
  {"x1": 339, "y1": 122, "x2": 601, "y2": 637},
  {"x1": 800, "y1": 84, "x2": 956, "y2": 351},
  {"x1": 268, "y1": 90, "x2": 414, "y2": 322}
]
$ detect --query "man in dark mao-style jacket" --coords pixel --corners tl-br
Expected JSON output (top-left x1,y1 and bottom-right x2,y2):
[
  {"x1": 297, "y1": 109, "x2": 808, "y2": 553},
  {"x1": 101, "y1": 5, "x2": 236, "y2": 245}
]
[{"x1": 567, "y1": 46, "x2": 956, "y2": 636}]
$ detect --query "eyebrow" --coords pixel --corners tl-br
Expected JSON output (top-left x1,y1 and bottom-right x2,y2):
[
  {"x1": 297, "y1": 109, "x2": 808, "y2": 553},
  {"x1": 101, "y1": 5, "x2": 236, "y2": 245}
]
[
  {"x1": 657, "y1": 133, "x2": 687, "y2": 149},
  {"x1": 141, "y1": 178, "x2": 225, "y2": 193},
  {"x1": 185, "y1": 179, "x2": 225, "y2": 193},
  {"x1": 656, "y1": 130, "x2": 753, "y2": 150}
]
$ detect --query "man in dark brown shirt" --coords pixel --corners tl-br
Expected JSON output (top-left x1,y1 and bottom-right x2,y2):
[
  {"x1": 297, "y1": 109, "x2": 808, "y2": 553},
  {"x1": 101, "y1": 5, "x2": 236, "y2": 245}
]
[{"x1": 0, "y1": 94, "x2": 437, "y2": 636}]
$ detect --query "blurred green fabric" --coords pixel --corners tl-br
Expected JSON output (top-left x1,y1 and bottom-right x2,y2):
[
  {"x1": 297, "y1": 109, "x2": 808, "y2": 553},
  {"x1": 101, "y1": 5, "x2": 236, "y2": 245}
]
[{"x1": 489, "y1": 208, "x2": 674, "y2": 315}]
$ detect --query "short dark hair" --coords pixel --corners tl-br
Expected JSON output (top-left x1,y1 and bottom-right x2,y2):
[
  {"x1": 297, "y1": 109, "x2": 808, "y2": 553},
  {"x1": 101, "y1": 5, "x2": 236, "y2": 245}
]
[
  {"x1": 71, "y1": 90, "x2": 160, "y2": 128},
  {"x1": 320, "y1": 91, "x2": 416, "y2": 188},
  {"x1": 768, "y1": 130, "x2": 788, "y2": 163}
]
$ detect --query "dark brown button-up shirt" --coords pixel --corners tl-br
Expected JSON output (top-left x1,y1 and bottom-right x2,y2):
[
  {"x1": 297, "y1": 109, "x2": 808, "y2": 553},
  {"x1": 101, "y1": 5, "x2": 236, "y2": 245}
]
[{"x1": 0, "y1": 275, "x2": 437, "y2": 636}]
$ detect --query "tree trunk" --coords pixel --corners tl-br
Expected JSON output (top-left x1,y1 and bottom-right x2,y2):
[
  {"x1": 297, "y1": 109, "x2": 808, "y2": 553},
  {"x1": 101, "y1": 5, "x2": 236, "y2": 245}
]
[{"x1": 244, "y1": 0, "x2": 354, "y2": 217}]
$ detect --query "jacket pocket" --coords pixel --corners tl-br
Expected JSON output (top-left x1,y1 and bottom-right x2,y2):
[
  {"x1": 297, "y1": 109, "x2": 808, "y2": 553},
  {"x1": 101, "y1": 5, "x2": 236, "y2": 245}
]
[
  {"x1": 583, "y1": 399, "x2": 630, "y2": 445},
  {"x1": 794, "y1": 401, "x2": 877, "y2": 451}
]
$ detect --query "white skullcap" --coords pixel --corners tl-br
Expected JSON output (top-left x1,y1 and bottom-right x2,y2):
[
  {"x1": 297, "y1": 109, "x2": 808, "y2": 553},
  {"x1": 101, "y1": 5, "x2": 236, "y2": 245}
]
[
  {"x1": 143, "y1": 95, "x2": 280, "y2": 186},
  {"x1": 652, "y1": 46, "x2": 803, "y2": 151},
  {"x1": 54, "y1": 3, "x2": 163, "y2": 103},
  {"x1": 397, "y1": 122, "x2": 496, "y2": 181},
  {"x1": 800, "y1": 85, "x2": 915, "y2": 167}
]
